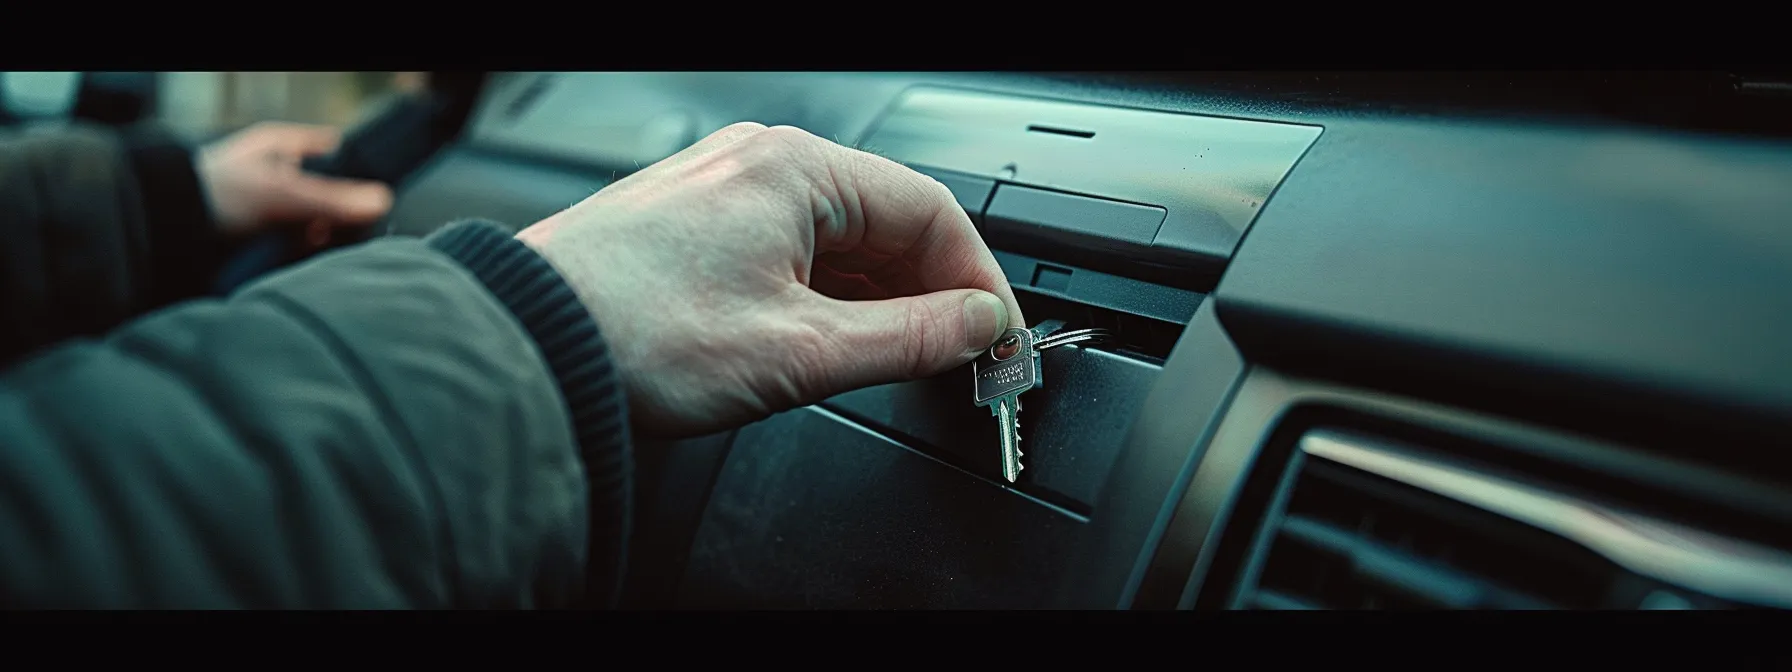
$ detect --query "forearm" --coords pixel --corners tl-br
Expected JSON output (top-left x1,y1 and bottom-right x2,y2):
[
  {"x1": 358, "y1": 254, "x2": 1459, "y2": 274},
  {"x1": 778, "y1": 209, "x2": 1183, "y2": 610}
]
[
  {"x1": 0, "y1": 222, "x2": 632, "y2": 607},
  {"x1": 426, "y1": 221, "x2": 635, "y2": 608}
]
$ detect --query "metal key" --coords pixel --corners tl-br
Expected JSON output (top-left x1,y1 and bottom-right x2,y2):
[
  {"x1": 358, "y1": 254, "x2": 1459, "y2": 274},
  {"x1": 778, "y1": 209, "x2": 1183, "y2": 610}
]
[
  {"x1": 971, "y1": 320, "x2": 1116, "y2": 483},
  {"x1": 973, "y1": 326, "x2": 1039, "y2": 482}
]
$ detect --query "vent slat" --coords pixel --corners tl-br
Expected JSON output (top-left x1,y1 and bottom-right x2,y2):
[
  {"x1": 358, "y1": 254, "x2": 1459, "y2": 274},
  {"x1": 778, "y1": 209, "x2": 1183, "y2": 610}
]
[
  {"x1": 1277, "y1": 516, "x2": 1555, "y2": 609},
  {"x1": 1242, "y1": 440, "x2": 1617, "y2": 610},
  {"x1": 1251, "y1": 589, "x2": 1319, "y2": 610}
]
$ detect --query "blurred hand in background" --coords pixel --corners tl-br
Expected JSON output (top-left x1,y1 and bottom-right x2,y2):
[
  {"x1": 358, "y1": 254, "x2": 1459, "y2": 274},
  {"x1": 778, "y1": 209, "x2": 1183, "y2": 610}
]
[{"x1": 198, "y1": 121, "x2": 394, "y2": 249}]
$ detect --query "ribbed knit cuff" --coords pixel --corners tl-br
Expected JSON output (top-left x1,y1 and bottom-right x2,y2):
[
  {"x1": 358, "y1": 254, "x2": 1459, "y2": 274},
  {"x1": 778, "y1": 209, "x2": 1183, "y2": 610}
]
[{"x1": 426, "y1": 219, "x2": 633, "y2": 609}]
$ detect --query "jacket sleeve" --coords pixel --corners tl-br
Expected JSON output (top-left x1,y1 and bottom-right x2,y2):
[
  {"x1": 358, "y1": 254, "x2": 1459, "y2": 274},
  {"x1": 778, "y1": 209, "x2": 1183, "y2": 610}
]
[
  {"x1": 0, "y1": 221, "x2": 633, "y2": 608},
  {"x1": 0, "y1": 123, "x2": 225, "y2": 365}
]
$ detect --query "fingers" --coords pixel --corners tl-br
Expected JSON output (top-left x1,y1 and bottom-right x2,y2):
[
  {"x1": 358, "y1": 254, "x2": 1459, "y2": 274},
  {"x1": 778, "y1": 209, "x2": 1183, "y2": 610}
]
[
  {"x1": 253, "y1": 122, "x2": 344, "y2": 157},
  {"x1": 790, "y1": 127, "x2": 1025, "y2": 329},
  {"x1": 810, "y1": 264, "x2": 888, "y2": 301},
  {"x1": 809, "y1": 288, "x2": 1012, "y2": 391},
  {"x1": 302, "y1": 219, "x2": 334, "y2": 250},
  {"x1": 280, "y1": 175, "x2": 394, "y2": 224}
]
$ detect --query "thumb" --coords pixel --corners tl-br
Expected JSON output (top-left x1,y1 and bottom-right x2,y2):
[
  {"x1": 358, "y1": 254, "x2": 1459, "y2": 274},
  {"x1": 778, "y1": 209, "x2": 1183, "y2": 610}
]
[
  {"x1": 281, "y1": 176, "x2": 394, "y2": 224},
  {"x1": 817, "y1": 288, "x2": 1013, "y2": 391}
]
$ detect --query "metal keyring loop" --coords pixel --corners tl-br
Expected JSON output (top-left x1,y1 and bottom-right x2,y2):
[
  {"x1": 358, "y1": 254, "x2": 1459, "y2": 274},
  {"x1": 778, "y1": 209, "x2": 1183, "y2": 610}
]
[{"x1": 1033, "y1": 328, "x2": 1115, "y2": 351}]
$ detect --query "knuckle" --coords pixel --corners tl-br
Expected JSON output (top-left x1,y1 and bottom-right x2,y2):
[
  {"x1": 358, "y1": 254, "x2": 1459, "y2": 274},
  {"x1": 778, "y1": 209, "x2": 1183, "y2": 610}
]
[
  {"x1": 727, "y1": 125, "x2": 828, "y2": 195},
  {"x1": 760, "y1": 125, "x2": 819, "y2": 151},
  {"x1": 714, "y1": 121, "x2": 767, "y2": 138},
  {"x1": 925, "y1": 176, "x2": 963, "y2": 214},
  {"x1": 764, "y1": 124, "x2": 810, "y2": 137}
]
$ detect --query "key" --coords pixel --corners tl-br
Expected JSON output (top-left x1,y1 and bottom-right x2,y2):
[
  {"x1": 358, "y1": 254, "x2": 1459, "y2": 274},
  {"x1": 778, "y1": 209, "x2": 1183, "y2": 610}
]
[
  {"x1": 973, "y1": 326, "x2": 1039, "y2": 483},
  {"x1": 972, "y1": 320, "x2": 1119, "y2": 483},
  {"x1": 1033, "y1": 325, "x2": 1114, "y2": 352},
  {"x1": 1031, "y1": 319, "x2": 1067, "y2": 343}
]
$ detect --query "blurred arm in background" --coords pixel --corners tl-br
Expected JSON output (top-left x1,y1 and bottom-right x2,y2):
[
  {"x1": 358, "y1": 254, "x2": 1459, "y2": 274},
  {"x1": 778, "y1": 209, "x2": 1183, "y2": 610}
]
[
  {"x1": 0, "y1": 121, "x2": 599, "y2": 608},
  {"x1": 0, "y1": 120, "x2": 391, "y2": 364}
]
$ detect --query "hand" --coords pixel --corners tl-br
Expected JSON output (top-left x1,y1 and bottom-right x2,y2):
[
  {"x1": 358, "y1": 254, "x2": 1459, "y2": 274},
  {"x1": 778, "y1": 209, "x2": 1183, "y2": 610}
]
[
  {"x1": 196, "y1": 122, "x2": 394, "y2": 248},
  {"x1": 518, "y1": 123, "x2": 1026, "y2": 438}
]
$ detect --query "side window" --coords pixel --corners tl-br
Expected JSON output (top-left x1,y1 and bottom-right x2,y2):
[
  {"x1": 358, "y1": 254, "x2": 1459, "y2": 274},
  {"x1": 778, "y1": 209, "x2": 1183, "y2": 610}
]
[
  {"x1": 0, "y1": 72, "x2": 82, "y2": 120},
  {"x1": 158, "y1": 72, "x2": 423, "y2": 140},
  {"x1": 1, "y1": 72, "x2": 424, "y2": 139}
]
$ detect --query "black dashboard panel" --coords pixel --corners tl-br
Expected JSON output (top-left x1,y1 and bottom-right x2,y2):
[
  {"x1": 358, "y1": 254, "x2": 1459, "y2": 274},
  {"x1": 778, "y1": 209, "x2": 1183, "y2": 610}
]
[
  {"x1": 468, "y1": 72, "x2": 922, "y2": 169},
  {"x1": 678, "y1": 406, "x2": 1090, "y2": 608},
  {"x1": 386, "y1": 148, "x2": 611, "y2": 235},
  {"x1": 384, "y1": 72, "x2": 1792, "y2": 610},
  {"x1": 1132, "y1": 367, "x2": 1792, "y2": 610},
  {"x1": 1215, "y1": 118, "x2": 1792, "y2": 476},
  {"x1": 822, "y1": 346, "x2": 1161, "y2": 514},
  {"x1": 859, "y1": 87, "x2": 1321, "y2": 280}
]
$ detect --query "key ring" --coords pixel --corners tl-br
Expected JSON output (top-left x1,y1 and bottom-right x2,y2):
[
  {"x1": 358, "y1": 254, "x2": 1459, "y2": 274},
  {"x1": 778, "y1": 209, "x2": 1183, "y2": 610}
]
[{"x1": 1033, "y1": 327, "x2": 1114, "y2": 351}]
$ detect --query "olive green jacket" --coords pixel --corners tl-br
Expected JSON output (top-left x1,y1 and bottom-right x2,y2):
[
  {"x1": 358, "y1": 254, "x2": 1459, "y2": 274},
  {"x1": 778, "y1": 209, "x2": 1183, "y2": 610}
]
[{"x1": 0, "y1": 124, "x2": 631, "y2": 608}]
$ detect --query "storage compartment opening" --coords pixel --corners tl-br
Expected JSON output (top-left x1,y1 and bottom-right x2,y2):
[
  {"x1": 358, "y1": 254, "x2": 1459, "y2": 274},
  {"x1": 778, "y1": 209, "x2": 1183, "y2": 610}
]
[
  {"x1": 820, "y1": 283, "x2": 1174, "y2": 512},
  {"x1": 993, "y1": 232, "x2": 1220, "y2": 292},
  {"x1": 1013, "y1": 290, "x2": 1184, "y2": 365},
  {"x1": 992, "y1": 248, "x2": 1203, "y2": 338}
]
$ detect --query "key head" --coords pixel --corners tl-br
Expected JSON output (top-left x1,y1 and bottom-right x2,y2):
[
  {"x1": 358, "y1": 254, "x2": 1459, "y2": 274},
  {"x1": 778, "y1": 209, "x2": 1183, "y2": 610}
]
[{"x1": 974, "y1": 327, "x2": 1039, "y2": 407}]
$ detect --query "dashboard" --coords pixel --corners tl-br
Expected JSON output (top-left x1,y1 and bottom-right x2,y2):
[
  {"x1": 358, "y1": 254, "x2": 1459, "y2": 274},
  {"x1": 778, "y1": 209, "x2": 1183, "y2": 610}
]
[{"x1": 384, "y1": 72, "x2": 1792, "y2": 609}]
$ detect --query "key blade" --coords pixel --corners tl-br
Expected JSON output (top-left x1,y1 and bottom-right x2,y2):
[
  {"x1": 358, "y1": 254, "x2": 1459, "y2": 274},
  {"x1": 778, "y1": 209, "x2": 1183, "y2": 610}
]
[{"x1": 997, "y1": 397, "x2": 1022, "y2": 483}]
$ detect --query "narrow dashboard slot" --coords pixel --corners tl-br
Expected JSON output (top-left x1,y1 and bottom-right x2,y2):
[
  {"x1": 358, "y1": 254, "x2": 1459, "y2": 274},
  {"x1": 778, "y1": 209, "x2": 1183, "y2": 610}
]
[
  {"x1": 1031, "y1": 263, "x2": 1072, "y2": 293},
  {"x1": 1012, "y1": 290, "x2": 1183, "y2": 365},
  {"x1": 1026, "y1": 124, "x2": 1095, "y2": 139},
  {"x1": 994, "y1": 249, "x2": 1201, "y2": 327}
]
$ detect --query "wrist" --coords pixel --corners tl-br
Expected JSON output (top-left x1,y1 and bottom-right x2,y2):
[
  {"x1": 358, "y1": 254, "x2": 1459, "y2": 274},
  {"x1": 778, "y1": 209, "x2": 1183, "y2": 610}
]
[
  {"x1": 118, "y1": 123, "x2": 227, "y2": 305},
  {"x1": 427, "y1": 219, "x2": 635, "y2": 608},
  {"x1": 191, "y1": 143, "x2": 257, "y2": 236}
]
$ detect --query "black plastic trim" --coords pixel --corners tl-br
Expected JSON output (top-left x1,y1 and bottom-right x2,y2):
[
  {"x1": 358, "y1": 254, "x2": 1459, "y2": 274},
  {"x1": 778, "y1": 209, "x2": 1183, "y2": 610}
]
[
  {"x1": 1133, "y1": 368, "x2": 1792, "y2": 610},
  {"x1": 992, "y1": 249, "x2": 1202, "y2": 326},
  {"x1": 1070, "y1": 300, "x2": 1247, "y2": 608}
]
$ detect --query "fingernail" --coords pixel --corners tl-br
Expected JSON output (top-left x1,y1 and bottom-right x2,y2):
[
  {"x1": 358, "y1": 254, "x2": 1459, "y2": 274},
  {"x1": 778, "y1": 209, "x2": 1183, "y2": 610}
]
[
  {"x1": 963, "y1": 292, "x2": 1008, "y2": 352},
  {"x1": 363, "y1": 186, "x2": 395, "y2": 210},
  {"x1": 347, "y1": 188, "x2": 394, "y2": 221}
]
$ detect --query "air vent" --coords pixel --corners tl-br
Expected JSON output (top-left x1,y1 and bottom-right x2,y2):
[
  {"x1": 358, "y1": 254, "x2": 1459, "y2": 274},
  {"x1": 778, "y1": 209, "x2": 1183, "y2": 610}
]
[
  {"x1": 1227, "y1": 430, "x2": 1792, "y2": 610},
  {"x1": 1238, "y1": 454, "x2": 1606, "y2": 609}
]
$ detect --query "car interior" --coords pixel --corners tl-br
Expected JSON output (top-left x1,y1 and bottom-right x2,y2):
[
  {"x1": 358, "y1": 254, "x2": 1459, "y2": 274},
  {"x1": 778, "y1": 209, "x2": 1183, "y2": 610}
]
[{"x1": 9, "y1": 71, "x2": 1792, "y2": 610}]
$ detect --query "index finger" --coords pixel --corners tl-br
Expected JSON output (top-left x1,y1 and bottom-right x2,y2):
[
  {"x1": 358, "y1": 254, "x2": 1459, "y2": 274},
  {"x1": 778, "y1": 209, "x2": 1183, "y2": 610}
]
[
  {"x1": 258, "y1": 122, "x2": 344, "y2": 157},
  {"x1": 803, "y1": 131, "x2": 1026, "y2": 329}
]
